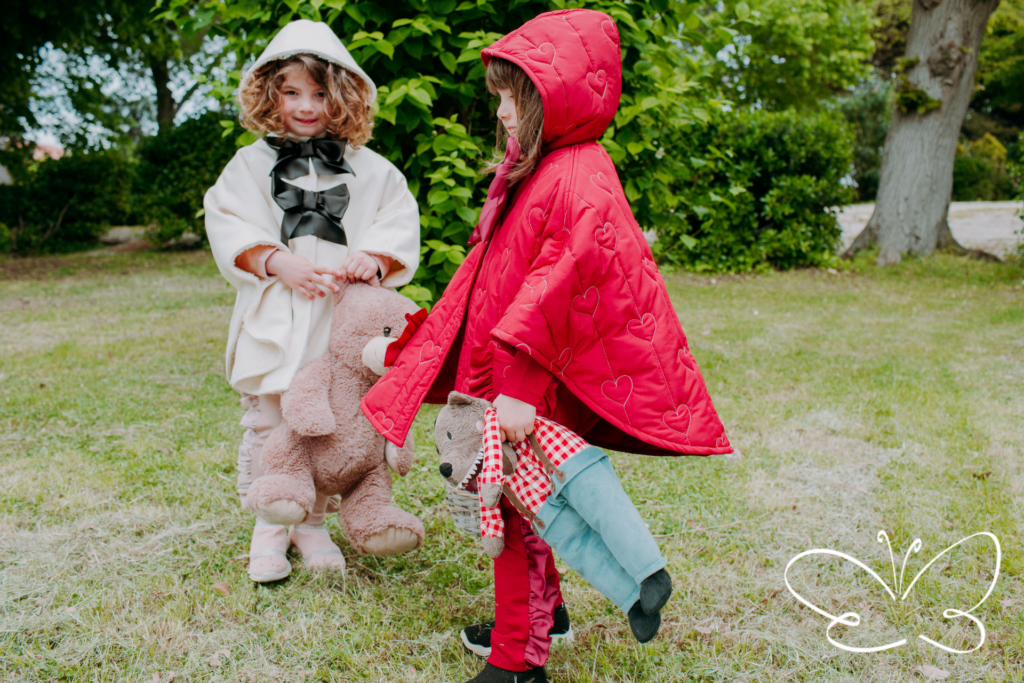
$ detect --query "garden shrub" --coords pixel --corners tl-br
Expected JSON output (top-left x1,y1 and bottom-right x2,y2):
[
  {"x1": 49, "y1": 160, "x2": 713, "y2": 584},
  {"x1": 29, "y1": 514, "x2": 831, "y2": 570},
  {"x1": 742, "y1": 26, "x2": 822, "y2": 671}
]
[
  {"x1": 952, "y1": 133, "x2": 1014, "y2": 201},
  {"x1": 0, "y1": 149, "x2": 132, "y2": 254},
  {"x1": 134, "y1": 111, "x2": 238, "y2": 245},
  {"x1": 653, "y1": 109, "x2": 854, "y2": 272}
]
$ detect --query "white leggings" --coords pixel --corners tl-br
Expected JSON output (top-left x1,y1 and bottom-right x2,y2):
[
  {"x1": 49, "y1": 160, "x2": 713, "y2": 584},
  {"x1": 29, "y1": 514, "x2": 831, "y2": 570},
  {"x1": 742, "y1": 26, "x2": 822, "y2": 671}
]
[{"x1": 236, "y1": 393, "x2": 283, "y2": 508}]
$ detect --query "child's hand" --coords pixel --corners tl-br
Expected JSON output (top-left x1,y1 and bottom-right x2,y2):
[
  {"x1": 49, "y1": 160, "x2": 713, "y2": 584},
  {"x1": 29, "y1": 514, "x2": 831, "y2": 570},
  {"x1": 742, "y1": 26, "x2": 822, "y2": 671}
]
[
  {"x1": 266, "y1": 251, "x2": 341, "y2": 301},
  {"x1": 493, "y1": 394, "x2": 536, "y2": 443},
  {"x1": 338, "y1": 251, "x2": 380, "y2": 282}
]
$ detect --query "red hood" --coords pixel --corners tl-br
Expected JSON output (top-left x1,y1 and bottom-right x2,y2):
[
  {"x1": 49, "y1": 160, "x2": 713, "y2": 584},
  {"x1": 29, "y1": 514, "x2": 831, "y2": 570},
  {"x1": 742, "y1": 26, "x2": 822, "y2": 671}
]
[{"x1": 481, "y1": 9, "x2": 622, "y2": 151}]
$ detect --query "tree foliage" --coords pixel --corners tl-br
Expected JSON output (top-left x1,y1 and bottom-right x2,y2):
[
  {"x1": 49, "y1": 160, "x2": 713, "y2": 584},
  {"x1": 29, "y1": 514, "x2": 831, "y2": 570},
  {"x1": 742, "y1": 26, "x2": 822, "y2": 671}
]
[
  {"x1": 155, "y1": 0, "x2": 744, "y2": 304},
  {"x1": 708, "y1": 0, "x2": 875, "y2": 110},
  {"x1": 972, "y1": 0, "x2": 1024, "y2": 137}
]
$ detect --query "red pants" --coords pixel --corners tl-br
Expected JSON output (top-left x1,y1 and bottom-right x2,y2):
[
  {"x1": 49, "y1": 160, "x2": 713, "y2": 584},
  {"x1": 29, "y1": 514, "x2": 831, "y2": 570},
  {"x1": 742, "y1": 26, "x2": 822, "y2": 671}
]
[{"x1": 489, "y1": 496, "x2": 563, "y2": 672}]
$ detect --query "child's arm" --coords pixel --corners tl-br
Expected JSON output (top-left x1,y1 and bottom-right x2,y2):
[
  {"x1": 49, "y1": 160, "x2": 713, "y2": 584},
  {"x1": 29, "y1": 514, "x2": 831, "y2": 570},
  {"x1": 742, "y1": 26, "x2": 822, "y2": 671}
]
[
  {"x1": 494, "y1": 349, "x2": 553, "y2": 441},
  {"x1": 234, "y1": 246, "x2": 342, "y2": 301},
  {"x1": 345, "y1": 163, "x2": 420, "y2": 288},
  {"x1": 493, "y1": 394, "x2": 536, "y2": 444}
]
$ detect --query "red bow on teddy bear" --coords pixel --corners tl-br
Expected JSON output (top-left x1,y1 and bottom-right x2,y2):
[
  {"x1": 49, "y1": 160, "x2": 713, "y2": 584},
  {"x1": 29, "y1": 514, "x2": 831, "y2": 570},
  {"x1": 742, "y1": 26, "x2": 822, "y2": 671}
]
[{"x1": 384, "y1": 307, "x2": 429, "y2": 367}]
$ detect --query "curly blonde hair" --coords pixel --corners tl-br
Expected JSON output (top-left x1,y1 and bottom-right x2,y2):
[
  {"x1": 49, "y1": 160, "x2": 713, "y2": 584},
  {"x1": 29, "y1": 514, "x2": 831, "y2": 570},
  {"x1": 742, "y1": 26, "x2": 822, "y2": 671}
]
[{"x1": 238, "y1": 54, "x2": 374, "y2": 146}]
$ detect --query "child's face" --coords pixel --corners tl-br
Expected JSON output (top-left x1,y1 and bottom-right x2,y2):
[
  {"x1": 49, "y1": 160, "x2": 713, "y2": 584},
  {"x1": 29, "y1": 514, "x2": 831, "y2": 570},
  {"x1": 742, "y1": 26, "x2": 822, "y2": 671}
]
[
  {"x1": 280, "y1": 68, "x2": 329, "y2": 138},
  {"x1": 496, "y1": 88, "x2": 518, "y2": 139}
]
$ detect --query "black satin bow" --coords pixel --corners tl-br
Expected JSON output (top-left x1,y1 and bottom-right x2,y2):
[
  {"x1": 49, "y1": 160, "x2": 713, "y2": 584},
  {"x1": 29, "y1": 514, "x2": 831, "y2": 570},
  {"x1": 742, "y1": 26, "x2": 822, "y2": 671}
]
[
  {"x1": 273, "y1": 178, "x2": 350, "y2": 245},
  {"x1": 268, "y1": 137, "x2": 354, "y2": 246},
  {"x1": 266, "y1": 137, "x2": 355, "y2": 179}
]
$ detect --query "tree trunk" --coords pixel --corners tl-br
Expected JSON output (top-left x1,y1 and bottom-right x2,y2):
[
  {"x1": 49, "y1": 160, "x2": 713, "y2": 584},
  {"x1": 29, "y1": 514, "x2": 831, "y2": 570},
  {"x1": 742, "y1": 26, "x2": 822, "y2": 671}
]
[
  {"x1": 150, "y1": 56, "x2": 176, "y2": 132},
  {"x1": 846, "y1": 0, "x2": 1000, "y2": 265}
]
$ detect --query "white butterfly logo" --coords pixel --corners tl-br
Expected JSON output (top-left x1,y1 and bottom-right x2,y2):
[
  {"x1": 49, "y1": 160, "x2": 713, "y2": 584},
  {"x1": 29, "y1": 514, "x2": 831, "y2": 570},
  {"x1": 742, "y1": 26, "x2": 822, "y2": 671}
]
[{"x1": 784, "y1": 530, "x2": 1001, "y2": 654}]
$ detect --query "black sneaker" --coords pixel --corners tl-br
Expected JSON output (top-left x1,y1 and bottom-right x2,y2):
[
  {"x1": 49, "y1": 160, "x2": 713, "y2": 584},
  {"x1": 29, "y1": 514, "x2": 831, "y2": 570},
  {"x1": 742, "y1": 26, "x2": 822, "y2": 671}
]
[
  {"x1": 460, "y1": 603, "x2": 574, "y2": 658},
  {"x1": 465, "y1": 663, "x2": 547, "y2": 683}
]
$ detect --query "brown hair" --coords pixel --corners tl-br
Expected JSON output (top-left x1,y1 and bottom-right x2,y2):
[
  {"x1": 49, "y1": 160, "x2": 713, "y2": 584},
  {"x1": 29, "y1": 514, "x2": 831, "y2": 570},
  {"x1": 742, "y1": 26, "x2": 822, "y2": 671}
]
[
  {"x1": 238, "y1": 54, "x2": 374, "y2": 146},
  {"x1": 485, "y1": 57, "x2": 544, "y2": 184}
]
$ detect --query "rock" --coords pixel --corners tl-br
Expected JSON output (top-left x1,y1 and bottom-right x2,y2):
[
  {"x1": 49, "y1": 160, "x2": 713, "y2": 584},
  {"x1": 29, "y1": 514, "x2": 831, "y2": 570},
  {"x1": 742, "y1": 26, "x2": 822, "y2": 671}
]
[
  {"x1": 163, "y1": 232, "x2": 202, "y2": 250},
  {"x1": 100, "y1": 226, "x2": 148, "y2": 245}
]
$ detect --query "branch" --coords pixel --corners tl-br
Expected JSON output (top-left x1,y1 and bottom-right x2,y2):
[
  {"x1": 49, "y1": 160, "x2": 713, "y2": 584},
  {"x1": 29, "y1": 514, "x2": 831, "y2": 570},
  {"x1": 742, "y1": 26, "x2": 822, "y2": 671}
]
[
  {"x1": 173, "y1": 80, "x2": 206, "y2": 117},
  {"x1": 172, "y1": 50, "x2": 227, "y2": 118},
  {"x1": 39, "y1": 203, "x2": 71, "y2": 245}
]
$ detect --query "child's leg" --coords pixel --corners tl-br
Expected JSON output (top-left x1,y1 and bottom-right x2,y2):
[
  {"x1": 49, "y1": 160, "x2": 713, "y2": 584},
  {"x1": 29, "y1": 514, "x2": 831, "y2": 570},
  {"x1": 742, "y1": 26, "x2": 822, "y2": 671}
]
[
  {"x1": 237, "y1": 394, "x2": 290, "y2": 583},
  {"x1": 237, "y1": 393, "x2": 283, "y2": 506},
  {"x1": 546, "y1": 449, "x2": 666, "y2": 588},
  {"x1": 288, "y1": 491, "x2": 346, "y2": 570},
  {"x1": 536, "y1": 500, "x2": 641, "y2": 614},
  {"x1": 489, "y1": 497, "x2": 560, "y2": 673}
]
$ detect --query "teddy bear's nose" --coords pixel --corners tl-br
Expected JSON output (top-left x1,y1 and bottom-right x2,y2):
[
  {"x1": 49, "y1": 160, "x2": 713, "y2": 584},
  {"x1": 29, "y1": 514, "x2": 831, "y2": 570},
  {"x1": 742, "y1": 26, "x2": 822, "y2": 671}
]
[{"x1": 439, "y1": 463, "x2": 453, "y2": 478}]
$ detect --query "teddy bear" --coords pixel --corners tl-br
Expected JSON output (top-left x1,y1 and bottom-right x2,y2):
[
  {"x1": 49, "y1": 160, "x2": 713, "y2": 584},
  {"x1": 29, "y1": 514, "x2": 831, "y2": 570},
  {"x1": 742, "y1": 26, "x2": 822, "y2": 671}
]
[{"x1": 246, "y1": 280, "x2": 424, "y2": 557}]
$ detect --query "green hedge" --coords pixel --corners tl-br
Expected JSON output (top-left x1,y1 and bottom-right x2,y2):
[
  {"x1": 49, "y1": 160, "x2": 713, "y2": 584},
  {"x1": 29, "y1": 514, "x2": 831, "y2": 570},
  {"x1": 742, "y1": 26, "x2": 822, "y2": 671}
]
[
  {"x1": 0, "y1": 150, "x2": 132, "y2": 254},
  {"x1": 653, "y1": 109, "x2": 854, "y2": 272},
  {"x1": 134, "y1": 111, "x2": 238, "y2": 245}
]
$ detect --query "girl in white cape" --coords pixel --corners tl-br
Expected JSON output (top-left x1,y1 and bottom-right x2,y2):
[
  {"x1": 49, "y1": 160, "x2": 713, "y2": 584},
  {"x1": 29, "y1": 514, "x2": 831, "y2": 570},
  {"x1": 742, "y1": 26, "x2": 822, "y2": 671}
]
[{"x1": 204, "y1": 20, "x2": 420, "y2": 582}]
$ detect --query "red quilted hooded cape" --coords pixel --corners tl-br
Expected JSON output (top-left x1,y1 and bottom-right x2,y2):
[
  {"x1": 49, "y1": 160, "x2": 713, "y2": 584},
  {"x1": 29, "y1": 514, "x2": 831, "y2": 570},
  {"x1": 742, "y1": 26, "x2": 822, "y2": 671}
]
[{"x1": 363, "y1": 9, "x2": 731, "y2": 456}]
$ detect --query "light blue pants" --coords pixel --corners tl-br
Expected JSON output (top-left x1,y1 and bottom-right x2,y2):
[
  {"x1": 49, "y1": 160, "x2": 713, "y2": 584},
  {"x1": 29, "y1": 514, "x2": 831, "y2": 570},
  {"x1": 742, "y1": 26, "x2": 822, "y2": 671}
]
[{"x1": 534, "y1": 447, "x2": 666, "y2": 614}]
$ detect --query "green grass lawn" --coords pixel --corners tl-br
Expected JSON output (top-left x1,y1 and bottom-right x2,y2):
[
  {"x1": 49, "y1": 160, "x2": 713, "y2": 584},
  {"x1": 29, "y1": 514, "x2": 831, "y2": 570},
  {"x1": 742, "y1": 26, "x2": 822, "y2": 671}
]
[{"x1": 1, "y1": 250, "x2": 1022, "y2": 682}]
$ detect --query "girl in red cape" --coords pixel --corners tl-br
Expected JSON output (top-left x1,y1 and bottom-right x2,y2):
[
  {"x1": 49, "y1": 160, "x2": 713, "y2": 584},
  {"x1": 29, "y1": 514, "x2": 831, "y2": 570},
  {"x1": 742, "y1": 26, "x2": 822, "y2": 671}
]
[{"x1": 363, "y1": 9, "x2": 731, "y2": 682}]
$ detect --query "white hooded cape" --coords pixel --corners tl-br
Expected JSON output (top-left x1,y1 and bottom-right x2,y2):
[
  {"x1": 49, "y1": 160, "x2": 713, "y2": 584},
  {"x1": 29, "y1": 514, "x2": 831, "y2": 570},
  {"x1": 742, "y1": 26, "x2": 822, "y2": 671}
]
[{"x1": 204, "y1": 21, "x2": 419, "y2": 396}]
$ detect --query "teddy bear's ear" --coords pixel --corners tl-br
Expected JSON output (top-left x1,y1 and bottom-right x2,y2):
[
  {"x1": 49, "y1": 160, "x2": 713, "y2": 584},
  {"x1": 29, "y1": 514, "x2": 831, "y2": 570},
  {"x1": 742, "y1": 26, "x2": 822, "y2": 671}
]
[{"x1": 447, "y1": 391, "x2": 487, "y2": 408}]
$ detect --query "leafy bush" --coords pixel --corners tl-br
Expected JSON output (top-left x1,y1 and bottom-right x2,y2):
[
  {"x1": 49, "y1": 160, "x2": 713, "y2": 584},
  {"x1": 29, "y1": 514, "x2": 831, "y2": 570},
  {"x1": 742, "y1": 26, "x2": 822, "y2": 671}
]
[
  {"x1": 834, "y1": 79, "x2": 893, "y2": 202},
  {"x1": 0, "y1": 149, "x2": 132, "y2": 254},
  {"x1": 953, "y1": 133, "x2": 1014, "y2": 201},
  {"x1": 654, "y1": 109, "x2": 854, "y2": 272},
  {"x1": 160, "y1": 0, "x2": 745, "y2": 303},
  {"x1": 134, "y1": 111, "x2": 238, "y2": 245}
]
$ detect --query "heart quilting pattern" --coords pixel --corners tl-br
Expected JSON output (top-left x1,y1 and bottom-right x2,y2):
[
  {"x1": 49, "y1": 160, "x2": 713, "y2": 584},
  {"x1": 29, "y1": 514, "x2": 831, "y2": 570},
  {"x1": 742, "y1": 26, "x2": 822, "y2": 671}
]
[
  {"x1": 627, "y1": 313, "x2": 657, "y2": 343},
  {"x1": 602, "y1": 375, "x2": 633, "y2": 405},
  {"x1": 529, "y1": 206, "x2": 548, "y2": 236},
  {"x1": 595, "y1": 222, "x2": 616, "y2": 251},
  {"x1": 419, "y1": 340, "x2": 442, "y2": 364},
  {"x1": 663, "y1": 405, "x2": 691, "y2": 439},
  {"x1": 571, "y1": 287, "x2": 599, "y2": 316},
  {"x1": 526, "y1": 42, "x2": 556, "y2": 65},
  {"x1": 552, "y1": 347, "x2": 572, "y2": 376},
  {"x1": 373, "y1": 411, "x2": 395, "y2": 435},
  {"x1": 587, "y1": 69, "x2": 608, "y2": 97},
  {"x1": 601, "y1": 20, "x2": 619, "y2": 46},
  {"x1": 590, "y1": 172, "x2": 614, "y2": 195}
]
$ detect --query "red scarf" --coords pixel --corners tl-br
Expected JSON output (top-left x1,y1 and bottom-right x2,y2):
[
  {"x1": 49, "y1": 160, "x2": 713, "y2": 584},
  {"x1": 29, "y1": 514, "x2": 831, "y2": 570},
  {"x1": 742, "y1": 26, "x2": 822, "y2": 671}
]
[{"x1": 469, "y1": 136, "x2": 521, "y2": 246}]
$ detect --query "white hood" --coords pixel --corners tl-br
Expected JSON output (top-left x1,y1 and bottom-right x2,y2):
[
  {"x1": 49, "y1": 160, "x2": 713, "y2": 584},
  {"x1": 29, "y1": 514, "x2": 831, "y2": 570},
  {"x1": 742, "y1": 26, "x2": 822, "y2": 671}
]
[{"x1": 242, "y1": 19, "x2": 377, "y2": 105}]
